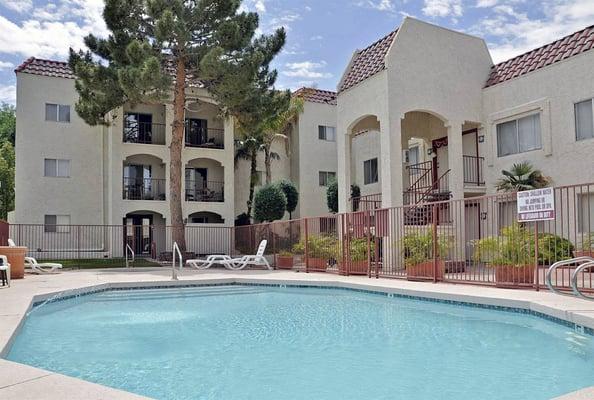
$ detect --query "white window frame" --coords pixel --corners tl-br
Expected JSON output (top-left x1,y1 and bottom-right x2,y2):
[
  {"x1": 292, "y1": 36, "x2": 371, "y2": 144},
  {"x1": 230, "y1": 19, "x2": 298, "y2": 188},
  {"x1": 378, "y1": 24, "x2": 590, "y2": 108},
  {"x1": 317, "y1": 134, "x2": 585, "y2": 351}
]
[
  {"x1": 318, "y1": 171, "x2": 336, "y2": 187},
  {"x1": 44, "y1": 215, "x2": 71, "y2": 233},
  {"x1": 44, "y1": 159, "x2": 70, "y2": 178},
  {"x1": 575, "y1": 98, "x2": 594, "y2": 141},
  {"x1": 363, "y1": 158, "x2": 378, "y2": 185},
  {"x1": 45, "y1": 103, "x2": 71, "y2": 123},
  {"x1": 318, "y1": 126, "x2": 336, "y2": 142},
  {"x1": 496, "y1": 113, "x2": 542, "y2": 157}
]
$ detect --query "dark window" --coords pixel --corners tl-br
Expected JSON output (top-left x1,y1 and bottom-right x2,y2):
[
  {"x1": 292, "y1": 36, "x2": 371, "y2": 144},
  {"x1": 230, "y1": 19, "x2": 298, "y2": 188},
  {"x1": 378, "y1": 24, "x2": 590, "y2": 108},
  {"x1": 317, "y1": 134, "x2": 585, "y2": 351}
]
[
  {"x1": 319, "y1": 171, "x2": 336, "y2": 187},
  {"x1": 364, "y1": 158, "x2": 378, "y2": 185},
  {"x1": 185, "y1": 118, "x2": 208, "y2": 146},
  {"x1": 318, "y1": 125, "x2": 336, "y2": 141},
  {"x1": 45, "y1": 103, "x2": 70, "y2": 122},
  {"x1": 124, "y1": 113, "x2": 153, "y2": 143}
]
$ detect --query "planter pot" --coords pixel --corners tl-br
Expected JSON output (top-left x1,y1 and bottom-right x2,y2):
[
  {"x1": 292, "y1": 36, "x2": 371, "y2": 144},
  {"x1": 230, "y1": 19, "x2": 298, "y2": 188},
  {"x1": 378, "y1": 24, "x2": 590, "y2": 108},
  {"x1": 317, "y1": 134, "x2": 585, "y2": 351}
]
[
  {"x1": 338, "y1": 260, "x2": 369, "y2": 276},
  {"x1": 406, "y1": 260, "x2": 444, "y2": 281},
  {"x1": 0, "y1": 246, "x2": 27, "y2": 279},
  {"x1": 495, "y1": 265, "x2": 534, "y2": 286},
  {"x1": 306, "y1": 257, "x2": 327, "y2": 272},
  {"x1": 276, "y1": 256, "x2": 294, "y2": 270},
  {"x1": 573, "y1": 250, "x2": 594, "y2": 258}
]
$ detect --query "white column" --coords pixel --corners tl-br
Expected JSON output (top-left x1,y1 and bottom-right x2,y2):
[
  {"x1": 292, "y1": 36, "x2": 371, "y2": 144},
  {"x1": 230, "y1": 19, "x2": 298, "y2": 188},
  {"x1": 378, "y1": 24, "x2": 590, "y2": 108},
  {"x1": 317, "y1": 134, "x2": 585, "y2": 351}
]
[
  {"x1": 380, "y1": 116, "x2": 403, "y2": 208},
  {"x1": 164, "y1": 104, "x2": 174, "y2": 224},
  {"x1": 223, "y1": 117, "x2": 235, "y2": 226},
  {"x1": 447, "y1": 120, "x2": 464, "y2": 201},
  {"x1": 337, "y1": 126, "x2": 351, "y2": 213}
]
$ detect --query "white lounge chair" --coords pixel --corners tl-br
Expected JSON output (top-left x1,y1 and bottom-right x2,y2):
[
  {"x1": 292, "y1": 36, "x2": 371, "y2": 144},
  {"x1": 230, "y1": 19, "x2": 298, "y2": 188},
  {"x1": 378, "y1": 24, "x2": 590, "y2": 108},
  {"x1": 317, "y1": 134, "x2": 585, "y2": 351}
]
[
  {"x1": 0, "y1": 255, "x2": 10, "y2": 287},
  {"x1": 8, "y1": 239, "x2": 63, "y2": 274},
  {"x1": 186, "y1": 240, "x2": 272, "y2": 271}
]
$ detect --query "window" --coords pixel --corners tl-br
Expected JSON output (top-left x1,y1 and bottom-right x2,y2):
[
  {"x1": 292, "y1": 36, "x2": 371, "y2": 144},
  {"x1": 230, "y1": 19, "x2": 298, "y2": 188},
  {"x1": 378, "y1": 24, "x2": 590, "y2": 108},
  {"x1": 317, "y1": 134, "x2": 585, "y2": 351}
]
[
  {"x1": 124, "y1": 113, "x2": 153, "y2": 143},
  {"x1": 363, "y1": 158, "x2": 378, "y2": 185},
  {"x1": 576, "y1": 99, "x2": 594, "y2": 141},
  {"x1": 44, "y1": 215, "x2": 70, "y2": 233},
  {"x1": 45, "y1": 103, "x2": 70, "y2": 122},
  {"x1": 408, "y1": 146, "x2": 419, "y2": 165},
  {"x1": 496, "y1": 113, "x2": 542, "y2": 157},
  {"x1": 44, "y1": 159, "x2": 70, "y2": 177},
  {"x1": 318, "y1": 171, "x2": 336, "y2": 186},
  {"x1": 318, "y1": 125, "x2": 336, "y2": 141}
]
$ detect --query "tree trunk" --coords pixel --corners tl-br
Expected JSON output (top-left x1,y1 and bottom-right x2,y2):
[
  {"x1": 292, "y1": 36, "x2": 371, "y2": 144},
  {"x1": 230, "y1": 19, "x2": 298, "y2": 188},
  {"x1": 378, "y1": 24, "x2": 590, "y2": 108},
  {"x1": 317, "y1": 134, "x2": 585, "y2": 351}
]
[
  {"x1": 246, "y1": 149, "x2": 257, "y2": 219},
  {"x1": 170, "y1": 57, "x2": 187, "y2": 252},
  {"x1": 264, "y1": 147, "x2": 272, "y2": 184}
]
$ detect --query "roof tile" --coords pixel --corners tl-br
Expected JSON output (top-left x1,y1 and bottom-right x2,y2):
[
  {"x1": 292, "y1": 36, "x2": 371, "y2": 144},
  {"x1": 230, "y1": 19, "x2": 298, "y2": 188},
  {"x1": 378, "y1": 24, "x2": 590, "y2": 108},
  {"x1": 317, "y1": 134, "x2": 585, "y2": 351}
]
[{"x1": 293, "y1": 87, "x2": 337, "y2": 105}]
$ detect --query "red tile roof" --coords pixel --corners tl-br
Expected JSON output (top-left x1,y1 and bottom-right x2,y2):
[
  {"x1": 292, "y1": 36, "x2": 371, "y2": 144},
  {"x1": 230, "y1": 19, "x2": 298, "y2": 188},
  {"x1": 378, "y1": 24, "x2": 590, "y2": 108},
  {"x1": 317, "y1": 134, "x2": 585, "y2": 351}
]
[
  {"x1": 293, "y1": 87, "x2": 337, "y2": 105},
  {"x1": 338, "y1": 29, "x2": 398, "y2": 93},
  {"x1": 485, "y1": 25, "x2": 594, "y2": 87},
  {"x1": 15, "y1": 57, "x2": 74, "y2": 79}
]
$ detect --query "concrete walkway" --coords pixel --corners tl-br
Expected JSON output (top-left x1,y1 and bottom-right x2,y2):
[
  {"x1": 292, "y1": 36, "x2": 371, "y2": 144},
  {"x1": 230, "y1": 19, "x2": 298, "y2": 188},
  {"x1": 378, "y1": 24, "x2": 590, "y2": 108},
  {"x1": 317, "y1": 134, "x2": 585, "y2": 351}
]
[{"x1": 2, "y1": 267, "x2": 594, "y2": 399}]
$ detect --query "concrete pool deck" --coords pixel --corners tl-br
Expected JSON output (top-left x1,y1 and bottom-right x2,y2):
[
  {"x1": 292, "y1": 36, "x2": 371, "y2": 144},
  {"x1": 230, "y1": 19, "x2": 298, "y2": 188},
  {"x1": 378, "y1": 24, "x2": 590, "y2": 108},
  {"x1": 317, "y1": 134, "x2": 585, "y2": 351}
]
[{"x1": 2, "y1": 267, "x2": 594, "y2": 399}]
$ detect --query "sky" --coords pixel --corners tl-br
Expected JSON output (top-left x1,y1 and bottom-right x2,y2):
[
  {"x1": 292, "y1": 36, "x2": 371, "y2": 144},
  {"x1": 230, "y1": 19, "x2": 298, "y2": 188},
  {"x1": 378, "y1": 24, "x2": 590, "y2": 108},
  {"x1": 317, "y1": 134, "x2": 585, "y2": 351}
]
[{"x1": 0, "y1": 0, "x2": 593, "y2": 104}]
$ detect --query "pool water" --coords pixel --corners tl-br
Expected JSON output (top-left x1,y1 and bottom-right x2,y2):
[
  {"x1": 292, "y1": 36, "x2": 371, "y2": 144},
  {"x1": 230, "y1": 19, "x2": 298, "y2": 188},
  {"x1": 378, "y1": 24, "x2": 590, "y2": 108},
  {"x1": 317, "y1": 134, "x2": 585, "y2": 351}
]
[{"x1": 7, "y1": 285, "x2": 594, "y2": 400}]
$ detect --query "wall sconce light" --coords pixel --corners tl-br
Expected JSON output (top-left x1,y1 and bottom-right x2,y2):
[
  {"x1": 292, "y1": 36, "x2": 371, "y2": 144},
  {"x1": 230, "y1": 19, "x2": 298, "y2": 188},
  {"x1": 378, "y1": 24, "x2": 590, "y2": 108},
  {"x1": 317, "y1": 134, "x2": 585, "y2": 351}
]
[
  {"x1": 427, "y1": 148, "x2": 433, "y2": 156},
  {"x1": 478, "y1": 135, "x2": 485, "y2": 143},
  {"x1": 480, "y1": 212, "x2": 488, "y2": 220}
]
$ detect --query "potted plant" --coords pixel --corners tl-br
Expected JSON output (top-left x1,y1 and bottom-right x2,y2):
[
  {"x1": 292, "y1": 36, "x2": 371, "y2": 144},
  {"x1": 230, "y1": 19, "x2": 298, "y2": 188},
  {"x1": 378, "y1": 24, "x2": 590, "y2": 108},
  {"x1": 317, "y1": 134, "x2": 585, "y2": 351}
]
[
  {"x1": 293, "y1": 235, "x2": 337, "y2": 271},
  {"x1": 276, "y1": 250, "x2": 294, "y2": 270},
  {"x1": 337, "y1": 237, "x2": 372, "y2": 275},
  {"x1": 574, "y1": 233, "x2": 594, "y2": 258},
  {"x1": 402, "y1": 229, "x2": 451, "y2": 281},
  {"x1": 538, "y1": 233, "x2": 574, "y2": 265},
  {"x1": 473, "y1": 222, "x2": 535, "y2": 285}
]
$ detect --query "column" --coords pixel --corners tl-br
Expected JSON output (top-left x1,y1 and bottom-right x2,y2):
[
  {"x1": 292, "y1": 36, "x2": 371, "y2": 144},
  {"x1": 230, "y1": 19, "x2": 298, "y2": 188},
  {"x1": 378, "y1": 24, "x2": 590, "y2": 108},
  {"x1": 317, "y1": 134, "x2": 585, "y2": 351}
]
[
  {"x1": 380, "y1": 115, "x2": 403, "y2": 208},
  {"x1": 447, "y1": 119, "x2": 466, "y2": 261},
  {"x1": 337, "y1": 124, "x2": 351, "y2": 213}
]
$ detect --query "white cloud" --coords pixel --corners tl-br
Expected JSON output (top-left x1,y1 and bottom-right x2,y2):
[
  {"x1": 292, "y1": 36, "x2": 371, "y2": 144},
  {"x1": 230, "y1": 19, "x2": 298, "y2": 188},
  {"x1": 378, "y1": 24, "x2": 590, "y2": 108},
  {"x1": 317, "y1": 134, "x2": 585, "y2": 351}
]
[
  {"x1": 0, "y1": 84, "x2": 16, "y2": 104},
  {"x1": 0, "y1": 61, "x2": 14, "y2": 70},
  {"x1": 282, "y1": 61, "x2": 333, "y2": 79},
  {"x1": 476, "y1": 0, "x2": 498, "y2": 7},
  {"x1": 254, "y1": 0, "x2": 266, "y2": 13},
  {"x1": 267, "y1": 12, "x2": 301, "y2": 31},
  {"x1": 422, "y1": 0, "x2": 463, "y2": 17},
  {"x1": 0, "y1": 0, "x2": 32, "y2": 13},
  {"x1": 356, "y1": 0, "x2": 395, "y2": 11}
]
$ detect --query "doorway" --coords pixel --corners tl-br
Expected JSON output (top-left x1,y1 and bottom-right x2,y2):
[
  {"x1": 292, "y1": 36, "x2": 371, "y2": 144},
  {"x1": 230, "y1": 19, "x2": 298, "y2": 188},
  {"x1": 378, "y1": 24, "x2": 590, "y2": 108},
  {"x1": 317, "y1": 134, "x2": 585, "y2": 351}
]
[{"x1": 124, "y1": 214, "x2": 153, "y2": 256}]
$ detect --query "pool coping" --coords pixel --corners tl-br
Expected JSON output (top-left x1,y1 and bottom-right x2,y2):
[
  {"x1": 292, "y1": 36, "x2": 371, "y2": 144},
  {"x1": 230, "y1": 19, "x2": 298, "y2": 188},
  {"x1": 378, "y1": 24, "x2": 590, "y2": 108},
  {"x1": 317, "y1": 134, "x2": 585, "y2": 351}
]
[{"x1": 3, "y1": 270, "x2": 594, "y2": 399}]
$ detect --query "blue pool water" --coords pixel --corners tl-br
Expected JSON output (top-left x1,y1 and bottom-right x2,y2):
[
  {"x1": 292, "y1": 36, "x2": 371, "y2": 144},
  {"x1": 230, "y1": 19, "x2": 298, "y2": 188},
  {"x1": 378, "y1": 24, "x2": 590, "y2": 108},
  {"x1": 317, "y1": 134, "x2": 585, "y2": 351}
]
[{"x1": 6, "y1": 285, "x2": 594, "y2": 400}]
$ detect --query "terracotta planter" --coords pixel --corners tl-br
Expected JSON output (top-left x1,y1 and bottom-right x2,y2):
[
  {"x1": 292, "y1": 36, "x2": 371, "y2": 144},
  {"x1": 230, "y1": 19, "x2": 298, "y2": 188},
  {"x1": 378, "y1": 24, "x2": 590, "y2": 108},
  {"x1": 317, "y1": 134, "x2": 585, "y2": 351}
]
[
  {"x1": 276, "y1": 256, "x2": 294, "y2": 270},
  {"x1": 0, "y1": 246, "x2": 27, "y2": 279},
  {"x1": 406, "y1": 260, "x2": 445, "y2": 281},
  {"x1": 573, "y1": 250, "x2": 594, "y2": 258},
  {"x1": 338, "y1": 260, "x2": 369, "y2": 275},
  {"x1": 495, "y1": 265, "x2": 534, "y2": 285},
  {"x1": 306, "y1": 257, "x2": 327, "y2": 272}
]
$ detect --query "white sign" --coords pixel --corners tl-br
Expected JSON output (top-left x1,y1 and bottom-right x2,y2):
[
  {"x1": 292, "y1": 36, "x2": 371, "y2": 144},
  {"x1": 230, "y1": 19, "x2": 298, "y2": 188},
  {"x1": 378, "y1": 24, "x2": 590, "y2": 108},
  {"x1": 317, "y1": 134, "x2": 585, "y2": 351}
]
[{"x1": 517, "y1": 188, "x2": 555, "y2": 222}]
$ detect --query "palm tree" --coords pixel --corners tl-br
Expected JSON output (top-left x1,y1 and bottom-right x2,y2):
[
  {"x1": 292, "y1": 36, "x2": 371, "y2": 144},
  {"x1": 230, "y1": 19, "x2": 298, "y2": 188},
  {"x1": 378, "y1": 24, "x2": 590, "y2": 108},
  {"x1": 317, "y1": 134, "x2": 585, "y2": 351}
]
[
  {"x1": 234, "y1": 134, "x2": 264, "y2": 218},
  {"x1": 496, "y1": 161, "x2": 551, "y2": 192}
]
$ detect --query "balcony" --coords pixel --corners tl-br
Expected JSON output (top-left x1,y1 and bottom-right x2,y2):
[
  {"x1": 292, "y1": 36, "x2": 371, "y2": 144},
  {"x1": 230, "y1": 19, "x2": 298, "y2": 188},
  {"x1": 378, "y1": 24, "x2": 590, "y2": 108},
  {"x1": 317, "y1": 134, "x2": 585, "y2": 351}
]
[
  {"x1": 123, "y1": 120, "x2": 166, "y2": 145},
  {"x1": 185, "y1": 126, "x2": 224, "y2": 149},
  {"x1": 185, "y1": 180, "x2": 224, "y2": 202},
  {"x1": 123, "y1": 177, "x2": 166, "y2": 201},
  {"x1": 463, "y1": 155, "x2": 485, "y2": 186}
]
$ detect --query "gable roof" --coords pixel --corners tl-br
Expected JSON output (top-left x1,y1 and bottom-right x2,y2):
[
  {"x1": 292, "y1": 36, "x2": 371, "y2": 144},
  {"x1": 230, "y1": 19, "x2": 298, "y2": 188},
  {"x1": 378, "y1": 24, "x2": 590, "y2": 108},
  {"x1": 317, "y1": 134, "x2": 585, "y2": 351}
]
[
  {"x1": 293, "y1": 87, "x2": 337, "y2": 105},
  {"x1": 338, "y1": 29, "x2": 397, "y2": 93},
  {"x1": 15, "y1": 57, "x2": 74, "y2": 79},
  {"x1": 485, "y1": 25, "x2": 594, "y2": 87}
]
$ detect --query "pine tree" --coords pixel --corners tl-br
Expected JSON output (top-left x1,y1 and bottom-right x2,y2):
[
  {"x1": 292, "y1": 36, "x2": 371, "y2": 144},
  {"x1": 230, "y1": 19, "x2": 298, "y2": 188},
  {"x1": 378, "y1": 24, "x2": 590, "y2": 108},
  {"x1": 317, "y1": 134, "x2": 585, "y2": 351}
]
[{"x1": 69, "y1": 0, "x2": 285, "y2": 250}]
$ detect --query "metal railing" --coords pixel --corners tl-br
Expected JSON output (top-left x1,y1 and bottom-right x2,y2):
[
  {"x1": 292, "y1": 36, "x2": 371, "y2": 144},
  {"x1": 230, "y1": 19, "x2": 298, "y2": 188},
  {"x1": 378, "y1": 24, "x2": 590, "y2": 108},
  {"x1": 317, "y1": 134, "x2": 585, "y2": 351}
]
[
  {"x1": 125, "y1": 243, "x2": 135, "y2": 268},
  {"x1": 172, "y1": 241, "x2": 182, "y2": 280},
  {"x1": 350, "y1": 193, "x2": 382, "y2": 212},
  {"x1": 463, "y1": 155, "x2": 485, "y2": 186},
  {"x1": 185, "y1": 180, "x2": 224, "y2": 202},
  {"x1": 123, "y1": 177, "x2": 167, "y2": 201},
  {"x1": 185, "y1": 127, "x2": 224, "y2": 149},
  {"x1": 123, "y1": 120, "x2": 166, "y2": 145}
]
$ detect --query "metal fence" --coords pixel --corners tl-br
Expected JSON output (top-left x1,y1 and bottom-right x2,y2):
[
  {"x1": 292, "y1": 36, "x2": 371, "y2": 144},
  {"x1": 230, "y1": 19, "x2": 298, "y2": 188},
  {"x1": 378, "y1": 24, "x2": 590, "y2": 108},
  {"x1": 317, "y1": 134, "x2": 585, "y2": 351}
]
[{"x1": 5, "y1": 182, "x2": 594, "y2": 292}]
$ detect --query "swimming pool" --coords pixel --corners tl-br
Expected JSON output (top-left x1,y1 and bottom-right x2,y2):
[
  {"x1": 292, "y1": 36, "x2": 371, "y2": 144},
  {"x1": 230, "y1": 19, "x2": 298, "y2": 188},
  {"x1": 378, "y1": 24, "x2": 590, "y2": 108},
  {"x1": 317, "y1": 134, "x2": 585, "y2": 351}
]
[{"x1": 6, "y1": 284, "x2": 594, "y2": 400}]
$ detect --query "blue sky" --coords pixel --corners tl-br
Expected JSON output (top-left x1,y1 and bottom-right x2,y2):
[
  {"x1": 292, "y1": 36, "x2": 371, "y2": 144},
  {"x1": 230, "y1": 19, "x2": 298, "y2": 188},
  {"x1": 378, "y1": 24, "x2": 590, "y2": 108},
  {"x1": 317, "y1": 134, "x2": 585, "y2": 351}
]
[{"x1": 0, "y1": 0, "x2": 593, "y2": 104}]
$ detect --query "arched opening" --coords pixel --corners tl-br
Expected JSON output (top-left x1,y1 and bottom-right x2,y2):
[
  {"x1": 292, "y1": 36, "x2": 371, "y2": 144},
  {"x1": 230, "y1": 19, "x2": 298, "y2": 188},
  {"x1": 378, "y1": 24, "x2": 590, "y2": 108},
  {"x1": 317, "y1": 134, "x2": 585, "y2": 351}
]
[
  {"x1": 185, "y1": 158, "x2": 224, "y2": 202},
  {"x1": 123, "y1": 210, "x2": 165, "y2": 257},
  {"x1": 187, "y1": 211, "x2": 225, "y2": 224},
  {"x1": 123, "y1": 154, "x2": 166, "y2": 201},
  {"x1": 185, "y1": 101, "x2": 225, "y2": 149}
]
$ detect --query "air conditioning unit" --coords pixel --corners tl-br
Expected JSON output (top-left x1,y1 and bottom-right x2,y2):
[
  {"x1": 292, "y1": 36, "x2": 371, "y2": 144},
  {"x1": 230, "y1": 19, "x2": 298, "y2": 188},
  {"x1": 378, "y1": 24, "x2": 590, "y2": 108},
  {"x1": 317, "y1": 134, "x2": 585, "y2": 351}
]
[{"x1": 403, "y1": 149, "x2": 410, "y2": 164}]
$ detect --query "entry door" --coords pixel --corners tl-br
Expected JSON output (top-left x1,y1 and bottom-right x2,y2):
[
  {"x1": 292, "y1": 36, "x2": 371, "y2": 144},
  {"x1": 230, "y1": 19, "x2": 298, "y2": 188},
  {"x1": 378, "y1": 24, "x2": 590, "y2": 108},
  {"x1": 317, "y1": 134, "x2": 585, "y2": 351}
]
[
  {"x1": 465, "y1": 202, "x2": 482, "y2": 261},
  {"x1": 436, "y1": 145, "x2": 449, "y2": 181},
  {"x1": 124, "y1": 215, "x2": 153, "y2": 256}
]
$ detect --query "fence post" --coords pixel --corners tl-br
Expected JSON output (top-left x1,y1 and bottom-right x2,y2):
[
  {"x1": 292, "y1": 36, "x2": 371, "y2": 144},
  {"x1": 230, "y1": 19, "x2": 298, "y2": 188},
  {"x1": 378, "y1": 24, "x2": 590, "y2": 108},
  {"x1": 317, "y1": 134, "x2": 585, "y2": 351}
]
[
  {"x1": 77, "y1": 226, "x2": 81, "y2": 261},
  {"x1": 304, "y1": 218, "x2": 309, "y2": 273},
  {"x1": 534, "y1": 222, "x2": 539, "y2": 291},
  {"x1": 270, "y1": 223, "x2": 276, "y2": 270},
  {"x1": 366, "y1": 210, "x2": 372, "y2": 278},
  {"x1": 432, "y1": 203, "x2": 438, "y2": 283}
]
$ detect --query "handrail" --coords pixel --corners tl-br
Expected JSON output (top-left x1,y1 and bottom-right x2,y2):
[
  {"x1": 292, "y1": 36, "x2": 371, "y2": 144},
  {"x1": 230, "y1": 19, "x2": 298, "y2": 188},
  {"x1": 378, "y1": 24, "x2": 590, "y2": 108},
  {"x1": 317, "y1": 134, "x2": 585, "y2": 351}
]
[
  {"x1": 125, "y1": 244, "x2": 135, "y2": 268},
  {"x1": 546, "y1": 257, "x2": 594, "y2": 295},
  {"x1": 171, "y1": 241, "x2": 182, "y2": 281},
  {"x1": 571, "y1": 261, "x2": 594, "y2": 300}
]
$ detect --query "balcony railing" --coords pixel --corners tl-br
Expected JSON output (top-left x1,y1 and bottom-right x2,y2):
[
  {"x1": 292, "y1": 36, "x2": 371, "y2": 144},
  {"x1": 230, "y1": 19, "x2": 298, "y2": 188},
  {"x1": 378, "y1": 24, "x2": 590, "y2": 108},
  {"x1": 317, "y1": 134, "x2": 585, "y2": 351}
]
[
  {"x1": 463, "y1": 155, "x2": 485, "y2": 186},
  {"x1": 350, "y1": 193, "x2": 382, "y2": 212},
  {"x1": 123, "y1": 121, "x2": 166, "y2": 145},
  {"x1": 185, "y1": 180, "x2": 224, "y2": 202},
  {"x1": 123, "y1": 177, "x2": 166, "y2": 201},
  {"x1": 185, "y1": 127, "x2": 224, "y2": 149}
]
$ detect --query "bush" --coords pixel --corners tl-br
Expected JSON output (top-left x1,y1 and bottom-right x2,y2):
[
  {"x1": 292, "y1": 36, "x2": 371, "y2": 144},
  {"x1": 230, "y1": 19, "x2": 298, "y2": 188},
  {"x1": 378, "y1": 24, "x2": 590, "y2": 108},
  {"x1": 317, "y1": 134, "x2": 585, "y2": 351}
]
[
  {"x1": 292, "y1": 234, "x2": 337, "y2": 259},
  {"x1": 326, "y1": 179, "x2": 338, "y2": 213},
  {"x1": 350, "y1": 184, "x2": 361, "y2": 211},
  {"x1": 278, "y1": 180, "x2": 299, "y2": 218},
  {"x1": 538, "y1": 234, "x2": 574, "y2": 265},
  {"x1": 401, "y1": 229, "x2": 452, "y2": 268},
  {"x1": 474, "y1": 222, "x2": 534, "y2": 266},
  {"x1": 235, "y1": 213, "x2": 251, "y2": 226},
  {"x1": 253, "y1": 183, "x2": 287, "y2": 222}
]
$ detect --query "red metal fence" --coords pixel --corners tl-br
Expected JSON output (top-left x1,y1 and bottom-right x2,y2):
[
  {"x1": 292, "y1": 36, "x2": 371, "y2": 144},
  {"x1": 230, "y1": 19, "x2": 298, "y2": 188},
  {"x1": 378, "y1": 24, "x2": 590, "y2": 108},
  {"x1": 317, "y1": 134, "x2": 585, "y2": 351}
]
[{"x1": 7, "y1": 182, "x2": 594, "y2": 292}]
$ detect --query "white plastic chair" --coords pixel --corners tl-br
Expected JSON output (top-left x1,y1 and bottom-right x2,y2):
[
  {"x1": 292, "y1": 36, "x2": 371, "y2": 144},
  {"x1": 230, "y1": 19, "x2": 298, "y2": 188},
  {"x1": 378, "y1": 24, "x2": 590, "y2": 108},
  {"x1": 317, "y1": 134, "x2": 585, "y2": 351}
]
[
  {"x1": 8, "y1": 238, "x2": 63, "y2": 274},
  {"x1": 186, "y1": 240, "x2": 271, "y2": 271},
  {"x1": 0, "y1": 255, "x2": 10, "y2": 287}
]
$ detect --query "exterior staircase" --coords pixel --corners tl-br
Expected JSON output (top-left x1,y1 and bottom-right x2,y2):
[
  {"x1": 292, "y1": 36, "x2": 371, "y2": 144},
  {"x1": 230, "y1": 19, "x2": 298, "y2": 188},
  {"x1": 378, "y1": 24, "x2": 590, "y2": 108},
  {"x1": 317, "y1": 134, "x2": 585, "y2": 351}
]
[{"x1": 403, "y1": 162, "x2": 451, "y2": 225}]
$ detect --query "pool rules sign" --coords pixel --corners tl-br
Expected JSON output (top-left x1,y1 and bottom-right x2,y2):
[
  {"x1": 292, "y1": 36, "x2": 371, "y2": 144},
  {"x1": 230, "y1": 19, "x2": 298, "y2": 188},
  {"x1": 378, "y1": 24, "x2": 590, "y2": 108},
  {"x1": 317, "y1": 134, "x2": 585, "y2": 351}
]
[{"x1": 517, "y1": 188, "x2": 555, "y2": 222}]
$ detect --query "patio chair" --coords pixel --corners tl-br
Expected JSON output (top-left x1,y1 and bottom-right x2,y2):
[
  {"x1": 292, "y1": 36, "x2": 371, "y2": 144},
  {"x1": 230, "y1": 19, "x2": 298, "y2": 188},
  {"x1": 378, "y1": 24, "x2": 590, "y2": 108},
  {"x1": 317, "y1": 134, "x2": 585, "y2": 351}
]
[
  {"x1": 186, "y1": 240, "x2": 272, "y2": 271},
  {"x1": 0, "y1": 255, "x2": 10, "y2": 287},
  {"x1": 8, "y1": 239, "x2": 63, "y2": 274}
]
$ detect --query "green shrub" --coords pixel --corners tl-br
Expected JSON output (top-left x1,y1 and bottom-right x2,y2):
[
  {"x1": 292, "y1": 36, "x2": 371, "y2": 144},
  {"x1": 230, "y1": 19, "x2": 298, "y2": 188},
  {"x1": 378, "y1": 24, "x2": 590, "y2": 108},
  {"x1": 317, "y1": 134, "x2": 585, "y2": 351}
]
[
  {"x1": 537, "y1": 234, "x2": 574, "y2": 265},
  {"x1": 326, "y1": 179, "x2": 338, "y2": 213},
  {"x1": 253, "y1": 183, "x2": 287, "y2": 222},
  {"x1": 401, "y1": 229, "x2": 452, "y2": 268},
  {"x1": 474, "y1": 222, "x2": 534, "y2": 267},
  {"x1": 292, "y1": 234, "x2": 337, "y2": 259},
  {"x1": 278, "y1": 180, "x2": 299, "y2": 218}
]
